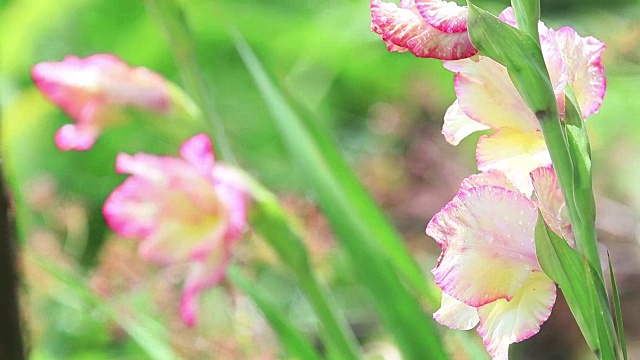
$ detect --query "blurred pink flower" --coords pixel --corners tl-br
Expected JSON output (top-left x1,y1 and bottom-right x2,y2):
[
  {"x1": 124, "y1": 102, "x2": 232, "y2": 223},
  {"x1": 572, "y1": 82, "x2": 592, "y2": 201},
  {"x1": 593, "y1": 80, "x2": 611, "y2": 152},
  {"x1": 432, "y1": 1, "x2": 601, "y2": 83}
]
[
  {"x1": 370, "y1": 0, "x2": 477, "y2": 60},
  {"x1": 32, "y1": 54, "x2": 172, "y2": 151},
  {"x1": 103, "y1": 134, "x2": 246, "y2": 326},
  {"x1": 441, "y1": 8, "x2": 605, "y2": 194},
  {"x1": 427, "y1": 168, "x2": 569, "y2": 360}
]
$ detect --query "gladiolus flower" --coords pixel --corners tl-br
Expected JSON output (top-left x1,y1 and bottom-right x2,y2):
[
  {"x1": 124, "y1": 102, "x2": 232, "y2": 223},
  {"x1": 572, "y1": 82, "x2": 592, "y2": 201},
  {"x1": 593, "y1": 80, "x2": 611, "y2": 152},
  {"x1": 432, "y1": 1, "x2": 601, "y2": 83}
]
[
  {"x1": 103, "y1": 134, "x2": 246, "y2": 326},
  {"x1": 441, "y1": 8, "x2": 605, "y2": 194},
  {"x1": 427, "y1": 168, "x2": 569, "y2": 360},
  {"x1": 370, "y1": 0, "x2": 477, "y2": 60},
  {"x1": 32, "y1": 54, "x2": 172, "y2": 151}
]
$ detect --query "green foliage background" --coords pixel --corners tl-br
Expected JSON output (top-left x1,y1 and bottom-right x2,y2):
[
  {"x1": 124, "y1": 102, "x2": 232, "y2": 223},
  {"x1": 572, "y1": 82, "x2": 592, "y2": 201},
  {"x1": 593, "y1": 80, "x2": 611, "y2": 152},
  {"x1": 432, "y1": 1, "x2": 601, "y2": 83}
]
[{"x1": 2, "y1": 0, "x2": 640, "y2": 359}]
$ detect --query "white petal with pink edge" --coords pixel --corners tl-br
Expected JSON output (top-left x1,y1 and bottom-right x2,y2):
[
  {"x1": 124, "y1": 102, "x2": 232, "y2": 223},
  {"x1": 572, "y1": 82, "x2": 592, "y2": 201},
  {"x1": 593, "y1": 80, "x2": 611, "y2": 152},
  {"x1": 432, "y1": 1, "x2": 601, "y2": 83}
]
[
  {"x1": 551, "y1": 27, "x2": 606, "y2": 118},
  {"x1": 442, "y1": 100, "x2": 490, "y2": 145},
  {"x1": 476, "y1": 127, "x2": 551, "y2": 195},
  {"x1": 444, "y1": 56, "x2": 540, "y2": 132},
  {"x1": 434, "y1": 292, "x2": 479, "y2": 330},
  {"x1": 459, "y1": 170, "x2": 517, "y2": 192},
  {"x1": 414, "y1": 0, "x2": 468, "y2": 33},
  {"x1": 530, "y1": 166, "x2": 573, "y2": 242},
  {"x1": 370, "y1": 0, "x2": 477, "y2": 60},
  {"x1": 427, "y1": 186, "x2": 540, "y2": 307},
  {"x1": 477, "y1": 272, "x2": 556, "y2": 360}
]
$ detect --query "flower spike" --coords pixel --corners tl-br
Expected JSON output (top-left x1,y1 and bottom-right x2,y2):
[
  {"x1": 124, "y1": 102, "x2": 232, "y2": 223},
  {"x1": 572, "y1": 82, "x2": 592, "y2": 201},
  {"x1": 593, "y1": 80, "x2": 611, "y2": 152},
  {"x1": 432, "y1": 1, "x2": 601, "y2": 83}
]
[{"x1": 441, "y1": 8, "x2": 605, "y2": 193}]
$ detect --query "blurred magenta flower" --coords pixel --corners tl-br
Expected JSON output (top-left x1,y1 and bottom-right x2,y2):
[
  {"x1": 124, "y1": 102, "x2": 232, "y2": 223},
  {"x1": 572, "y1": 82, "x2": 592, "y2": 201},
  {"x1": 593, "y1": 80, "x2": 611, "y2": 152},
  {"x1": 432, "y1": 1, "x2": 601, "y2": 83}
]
[
  {"x1": 441, "y1": 8, "x2": 605, "y2": 193},
  {"x1": 32, "y1": 54, "x2": 172, "y2": 151},
  {"x1": 370, "y1": 0, "x2": 477, "y2": 60},
  {"x1": 103, "y1": 134, "x2": 247, "y2": 326},
  {"x1": 427, "y1": 168, "x2": 569, "y2": 360}
]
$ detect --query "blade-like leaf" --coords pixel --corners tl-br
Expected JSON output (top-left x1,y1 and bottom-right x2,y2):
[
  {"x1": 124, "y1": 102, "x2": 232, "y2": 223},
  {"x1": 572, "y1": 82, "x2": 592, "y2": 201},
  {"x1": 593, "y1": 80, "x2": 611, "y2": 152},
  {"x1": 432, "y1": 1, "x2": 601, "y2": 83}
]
[
  {"x1": 247, "y1": 181, "x2": 361, "y2": 360},
  {"x1": 585, "y1": 256, "x2": 618, "y2": 360},
  {"x1": 233, "y1": 31, "x2": 449, "y2": 359},
  {"x1": 144, "y1": 0, "x2": 235, "y2": 163},
  {"x1": 29, "y1": 252, "x2": 178, "y2": 360},
  {"x1": 609, "y1": 253, "x2": 628, "y2": 360},
  {"x1": 535, "y1": 215, "x2": 618, "y2": 357},
  {"x1": 564, "y1": 91, "x2": 595, "y2": 220},
  {"x1": 228, "y1": 266, "x2": 323, "y2": 360},
  {"x1": 510, "y1": 0, "x2": 540, "y2": 43}
]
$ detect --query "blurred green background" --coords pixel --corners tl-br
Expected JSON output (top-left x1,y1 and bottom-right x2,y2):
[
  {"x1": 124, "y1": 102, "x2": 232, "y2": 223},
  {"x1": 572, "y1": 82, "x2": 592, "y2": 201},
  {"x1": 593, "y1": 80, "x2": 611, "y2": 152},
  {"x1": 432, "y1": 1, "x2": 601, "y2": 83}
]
[{"x1": 2, "y1": 0, "x2": 640, "y2": 359}]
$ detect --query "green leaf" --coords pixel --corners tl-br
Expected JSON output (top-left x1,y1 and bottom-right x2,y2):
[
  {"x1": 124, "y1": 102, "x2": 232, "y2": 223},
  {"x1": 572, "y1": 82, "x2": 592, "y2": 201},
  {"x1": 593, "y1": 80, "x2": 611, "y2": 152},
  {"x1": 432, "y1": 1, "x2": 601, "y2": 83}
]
[
  {"x1": 585, "y1": 258, "x2": 618, "y2": 360},
  {"x1": 29, "y1": 252, "x2": 179, "y2": 360},
  {"x1": 227, "y1": 267, "x2": 323, "y2": 360},
  {"x1": 534, "y1": 215, "x2": 618, "y2": 357},
  {"x1": 609, "y1": 253, "x2": 628, "y2": 360},
  {"x1": 564, "y1": 91, "x2": 592, "y2": 186},
  {"x1": 144, "y1": 0, "x2": 236, "y2": 163},
  {"x1": 510, "y1": 0, "x2": 540, "y2": 43},
  {"x1": 233, "y1": 31, "x2": 449, "y2": 360},
  {"x1": 247, "y1": 181, "x2": 361, "y2": 360}
]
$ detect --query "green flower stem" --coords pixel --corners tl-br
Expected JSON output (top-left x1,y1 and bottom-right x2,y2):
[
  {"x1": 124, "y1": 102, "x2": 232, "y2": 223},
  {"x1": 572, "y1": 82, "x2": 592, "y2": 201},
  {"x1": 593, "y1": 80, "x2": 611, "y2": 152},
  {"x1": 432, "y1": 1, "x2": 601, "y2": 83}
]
[
  {"x1": 504, "y1": 3, "x2": 603, "y2": 279},
  {"x1": 536, "y1": 114, "x2": 601, "y2": 278},
  {"x1": 468, "y1": 1, "x2": 602, "y2": 278},
  {"x1": 246, "y1": 178, "x2": 362, "y2": 360},
  {"x1": 144, "y1": 0, "x2": 236, "y2": 163},
  {"x1": 510, "y1": 0, "x2": 540, "y2": 45}
]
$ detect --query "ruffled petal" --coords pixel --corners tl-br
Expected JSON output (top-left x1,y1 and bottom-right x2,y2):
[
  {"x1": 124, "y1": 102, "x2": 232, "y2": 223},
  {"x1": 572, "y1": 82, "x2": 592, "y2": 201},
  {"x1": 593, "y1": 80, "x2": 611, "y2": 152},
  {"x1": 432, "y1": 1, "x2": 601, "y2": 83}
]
[
  {"x1": 427, "y1": 185, "x2": 540, "y2": 307},
  {"x1": 180, "y1": 133, "x2": 216, "y2": 176},
  {"x1": 103, "y1": 172, "x2": 227, "y2": 264},
  {"x1": 442, "y1": 100, "x2": 490, "y2": 145},
  {"x1": 477, "y1": 272, "x2": 556, "y2": 360},
  {"x1": 103, "y1": 176, "x2": 162, "y2": 239},
  {"x1": 414, "y1": 0, "x2": 468, "y2": 33},
  {"x1": 444, "y1": 56, "x2": 540, "y2": 132},
  {"x1": 434, "y1": 292, "x2": 480, "y2": 330},
  {"x1": 31, "y1": 54, "x2": 171, "y2": 113},
  {"x1": 459, "y1": 170, "x2": 517, "y2": 192},
  {"x1": 530, "y1": 166, "x2": 573, "y2": 242},
  {"x1": 370, "y1": 0, "x2": 477, "y2": 60},
  {"x1": 551, "y1": 27, "x2": 606, "y2": 118},
  {"x1": 476, "y1": 127, "x2": 551, "y2": 195}
]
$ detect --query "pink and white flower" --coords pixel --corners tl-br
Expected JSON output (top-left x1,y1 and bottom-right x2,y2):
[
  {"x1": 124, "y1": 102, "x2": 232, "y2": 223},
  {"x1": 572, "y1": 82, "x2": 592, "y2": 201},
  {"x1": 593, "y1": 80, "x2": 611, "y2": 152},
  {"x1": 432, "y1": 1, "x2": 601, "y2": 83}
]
[
  {"x1": 32, "y1": 54, "x2": 172, "y2": 151},
  {"x1": 441, "y1": 8, "x2": 605, "y2": 194},
  {"x1": 370, "y1": 0, "x2": 477, "y2": 60},
  {"x1": 103, "y1": 134, "x2": 247, "y2": 326},
  {"x1": 427, "y1": 168, "x2": 569, "y2": 360}
]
